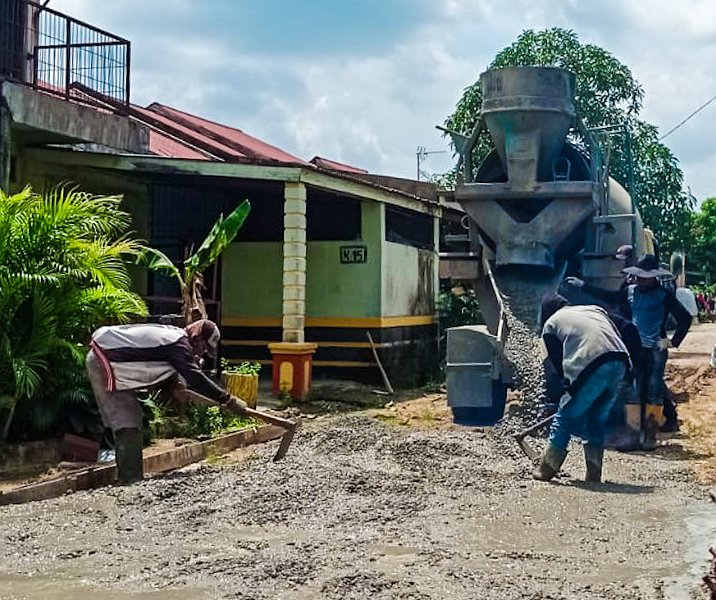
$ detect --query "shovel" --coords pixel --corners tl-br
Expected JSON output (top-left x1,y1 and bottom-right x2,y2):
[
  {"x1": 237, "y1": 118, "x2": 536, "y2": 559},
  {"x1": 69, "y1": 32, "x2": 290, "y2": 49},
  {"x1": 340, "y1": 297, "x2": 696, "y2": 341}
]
[
  {"x1": 513, "y1": 413, "x2": 555, "y2": 463},
  {"x1": 183, "y1": 390, "x2": 300, "y2": 461}
]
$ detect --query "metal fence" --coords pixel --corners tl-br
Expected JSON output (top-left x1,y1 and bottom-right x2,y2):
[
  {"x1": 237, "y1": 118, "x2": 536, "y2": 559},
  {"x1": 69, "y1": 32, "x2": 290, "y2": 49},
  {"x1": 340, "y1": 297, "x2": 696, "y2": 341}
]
[{"x1": 0, "y1": 0, "x2": 130, "y2": 107}]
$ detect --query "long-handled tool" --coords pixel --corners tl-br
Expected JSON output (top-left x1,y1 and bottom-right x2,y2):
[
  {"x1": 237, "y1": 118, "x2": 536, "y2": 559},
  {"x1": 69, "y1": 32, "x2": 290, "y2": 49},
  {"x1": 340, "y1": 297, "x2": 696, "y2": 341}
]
[
  {"x1": 513, "y1": 413, "x2": 555, "y2": 463},
  {"x1": 366, "y1": 331, "x2": 394, "y2": 395},
  {"x1": 183, "y1": 390, "x2": 300, "y2": 461}
]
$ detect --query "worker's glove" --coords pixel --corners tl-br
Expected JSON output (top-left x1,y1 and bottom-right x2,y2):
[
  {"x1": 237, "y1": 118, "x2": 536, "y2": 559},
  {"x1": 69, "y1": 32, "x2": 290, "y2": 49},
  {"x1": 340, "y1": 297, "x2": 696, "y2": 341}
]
[
  {"x1": 657, "y1": 338, "x2": 672, "y2": 351},
  {"x1": 222, "y1": 395, "x2": 248, "y2": 414},
  {"x1": 564, "y1": 276, "x2": 585, "y2": 288}
]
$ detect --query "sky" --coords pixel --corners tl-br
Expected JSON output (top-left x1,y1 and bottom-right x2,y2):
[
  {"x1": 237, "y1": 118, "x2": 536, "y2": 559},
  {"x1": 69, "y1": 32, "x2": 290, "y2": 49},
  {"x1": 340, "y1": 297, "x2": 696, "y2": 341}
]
[{"x1": 52, "y1": 0, "x2": 716, "y2": 201}]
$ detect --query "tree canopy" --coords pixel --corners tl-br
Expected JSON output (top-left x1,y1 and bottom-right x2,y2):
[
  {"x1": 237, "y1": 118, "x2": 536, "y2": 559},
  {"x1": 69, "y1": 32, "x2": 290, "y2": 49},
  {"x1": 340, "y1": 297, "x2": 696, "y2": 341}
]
[
  {"x1": 444, "y1": 28, "x2": 694, "y2": 254},
  {"x1": 689, "y1": 197, "x2": 716, "y2": 280}
]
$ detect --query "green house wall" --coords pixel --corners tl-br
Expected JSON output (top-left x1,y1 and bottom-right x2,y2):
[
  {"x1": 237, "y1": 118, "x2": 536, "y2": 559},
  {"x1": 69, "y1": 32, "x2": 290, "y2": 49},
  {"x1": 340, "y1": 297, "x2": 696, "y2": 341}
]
[{"x1": 222, "y1": 199, "x2": 384, "y2": 320}]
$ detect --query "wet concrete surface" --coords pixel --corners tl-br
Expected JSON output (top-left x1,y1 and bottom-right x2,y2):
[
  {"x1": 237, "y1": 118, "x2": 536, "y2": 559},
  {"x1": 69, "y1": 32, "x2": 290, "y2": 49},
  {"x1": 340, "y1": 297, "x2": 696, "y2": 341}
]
[{"x1": 1, "y1": 415, "x2": 713, "y2": 599}]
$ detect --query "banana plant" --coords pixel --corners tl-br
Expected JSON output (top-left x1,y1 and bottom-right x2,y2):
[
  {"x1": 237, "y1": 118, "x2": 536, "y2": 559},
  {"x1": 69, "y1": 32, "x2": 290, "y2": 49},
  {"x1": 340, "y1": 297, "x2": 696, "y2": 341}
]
[{"x1": 139, "y1": 200, "x2": 251, "y2": 323}]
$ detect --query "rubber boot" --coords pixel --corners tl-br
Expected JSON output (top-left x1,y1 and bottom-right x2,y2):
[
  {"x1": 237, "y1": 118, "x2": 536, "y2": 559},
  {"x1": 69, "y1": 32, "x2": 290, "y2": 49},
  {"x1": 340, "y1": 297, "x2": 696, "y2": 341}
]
[
  {"x1": 613, "y1": 404, "x2": 641, "y2": 452},
  {"x1": 532, "y1": 444, "x2": 568, "y2": 482},
  {"x1": 641, "y1": 405, "x2": 663, "y2": 451},
  {"x1": 583, "y1": 444, "x2": 604, "y2": 483},
  {"x1": 660, "y1": 388, "x2": 679, "y2": 432},
  {"x1": 114, "y1": 428, "x2": 144, "y2": 485},
  {"x1": 660, "y1": 416, "x2": 680, "y2": 433}
]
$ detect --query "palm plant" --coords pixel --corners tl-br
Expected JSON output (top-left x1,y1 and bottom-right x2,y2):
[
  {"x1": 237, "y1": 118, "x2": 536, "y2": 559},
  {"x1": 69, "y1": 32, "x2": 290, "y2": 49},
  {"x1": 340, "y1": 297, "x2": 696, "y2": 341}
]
[
  {"x1": 0, "y1": 186, "x2": 147, "y2": 442},
  {"x1": 139, "y1": 200, "x2": 251, "y2": 323}
]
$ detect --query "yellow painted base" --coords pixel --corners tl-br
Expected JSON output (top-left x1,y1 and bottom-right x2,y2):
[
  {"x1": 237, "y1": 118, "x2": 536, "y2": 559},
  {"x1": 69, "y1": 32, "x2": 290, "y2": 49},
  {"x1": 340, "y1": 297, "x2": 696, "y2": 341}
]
[
  {"x1": 268, "y1": 342, "x2": 317, "y2": 355},
  {"x1": 268, "y1": 342, "x2": 317, "y2": 399}
]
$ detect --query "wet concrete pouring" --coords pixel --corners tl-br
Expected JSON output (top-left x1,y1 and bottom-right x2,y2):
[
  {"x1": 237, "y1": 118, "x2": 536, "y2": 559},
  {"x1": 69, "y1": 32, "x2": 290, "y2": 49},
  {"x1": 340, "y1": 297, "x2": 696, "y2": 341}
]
[
  {"x1": 1, "y1": 413, "x2": 713, "y2": 599},
  {"x1": 2, "y1": 301, "x2": 715, "y2": 598}
]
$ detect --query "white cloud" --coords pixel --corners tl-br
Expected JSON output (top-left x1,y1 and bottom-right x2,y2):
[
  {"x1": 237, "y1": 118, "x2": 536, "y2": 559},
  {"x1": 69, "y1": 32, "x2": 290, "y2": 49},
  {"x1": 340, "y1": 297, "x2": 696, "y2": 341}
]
[{"x1": 47, "y1": 0, "x2": 716, "y2": 199}]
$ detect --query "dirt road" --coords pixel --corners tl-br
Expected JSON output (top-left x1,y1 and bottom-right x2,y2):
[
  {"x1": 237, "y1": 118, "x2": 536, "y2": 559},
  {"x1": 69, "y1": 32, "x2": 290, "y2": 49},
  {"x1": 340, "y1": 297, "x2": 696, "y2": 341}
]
[
  {"x1": 2, "y1": 325, "x2": 716, "y2": 599},
  {"x1": 1, "y1": 418, "x2": 714, "y2": 599}
]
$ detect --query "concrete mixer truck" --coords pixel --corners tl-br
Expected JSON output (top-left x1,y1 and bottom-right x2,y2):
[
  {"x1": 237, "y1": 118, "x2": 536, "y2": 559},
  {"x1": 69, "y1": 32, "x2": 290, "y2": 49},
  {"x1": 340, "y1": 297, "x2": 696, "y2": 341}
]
[{"x1": 441, "y1": 66, "x2": 651, "y2": 425}]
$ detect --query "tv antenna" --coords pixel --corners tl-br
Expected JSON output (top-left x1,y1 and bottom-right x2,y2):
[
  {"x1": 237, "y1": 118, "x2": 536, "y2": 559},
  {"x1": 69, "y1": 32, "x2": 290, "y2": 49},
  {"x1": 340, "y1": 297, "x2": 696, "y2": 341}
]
[{"x1": 416, "y1": 146, "x2": 447, "y2": 181}]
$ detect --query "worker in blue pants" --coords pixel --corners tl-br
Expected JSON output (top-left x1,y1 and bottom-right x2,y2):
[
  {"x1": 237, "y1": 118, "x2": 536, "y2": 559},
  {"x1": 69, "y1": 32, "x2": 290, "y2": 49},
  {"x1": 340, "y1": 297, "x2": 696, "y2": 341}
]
[
  {"x1": 566, "y1": 254, "x2": 691, "y2": 449},
  {"x1": 534, "y1": 294, "x2": 632, "y2": 483}
]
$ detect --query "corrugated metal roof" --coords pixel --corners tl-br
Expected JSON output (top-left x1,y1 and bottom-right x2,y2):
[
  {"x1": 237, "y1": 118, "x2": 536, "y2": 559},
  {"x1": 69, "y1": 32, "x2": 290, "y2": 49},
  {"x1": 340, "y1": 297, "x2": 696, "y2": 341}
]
[
  {"x1": 147, "y1": 130, "x2": 213, "y2": 160},
  {"x1": 146, "y1": 103, "x2": 309, "y2": 166},
  {"x1": 309, "y1": 155, "x2": 368, "y2": 174},
  {"x1": 58, "y1": 85, "x2": 439, "y2": 207},
  {"x1": 131, "y1": 104, "x2": 248, "y2": 160}
]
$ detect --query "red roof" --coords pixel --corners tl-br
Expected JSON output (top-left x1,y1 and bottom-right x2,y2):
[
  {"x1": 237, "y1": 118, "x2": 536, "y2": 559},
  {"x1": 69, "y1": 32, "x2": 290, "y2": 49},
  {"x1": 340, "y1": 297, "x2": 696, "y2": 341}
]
[
  {"x1": 145, "y1": 103, "x2": 308, "y2": 165},
  {"x1": 310, "y1": 156, "x2": 368, "y2": 174},
  {"x1": 147, "y1": 130, "x2": 212, "y2": 160},
  {"x1": 131, "y1": 104, "x2": 248, "y2": 160}
]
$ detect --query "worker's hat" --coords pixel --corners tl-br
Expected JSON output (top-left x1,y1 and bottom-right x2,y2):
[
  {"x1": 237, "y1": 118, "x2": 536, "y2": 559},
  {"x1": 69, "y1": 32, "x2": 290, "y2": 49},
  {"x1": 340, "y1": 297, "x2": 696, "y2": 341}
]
[{"x1": 622, "y1": 254, "x2": 671, "y2": 278}]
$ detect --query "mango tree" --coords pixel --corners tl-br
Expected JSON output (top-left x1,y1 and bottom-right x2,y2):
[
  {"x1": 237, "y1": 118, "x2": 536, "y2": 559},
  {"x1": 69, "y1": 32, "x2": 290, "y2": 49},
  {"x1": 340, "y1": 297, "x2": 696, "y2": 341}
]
[{"x1": 443, "y1": 27, "x2": 694, "y2": 254}]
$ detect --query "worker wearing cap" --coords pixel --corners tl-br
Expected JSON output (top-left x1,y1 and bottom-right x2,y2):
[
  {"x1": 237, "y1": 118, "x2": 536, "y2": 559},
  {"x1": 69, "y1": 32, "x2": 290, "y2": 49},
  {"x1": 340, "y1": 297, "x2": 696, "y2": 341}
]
[
  {"x1": 86, "y1": 319, "x2": 247, "y2": 483},
  {"x1": 566, "y1": 254, "x2": 691, "y2": 449},
  {"x1": 535, "y1": 294, "x2": 632, "y2": 483}
]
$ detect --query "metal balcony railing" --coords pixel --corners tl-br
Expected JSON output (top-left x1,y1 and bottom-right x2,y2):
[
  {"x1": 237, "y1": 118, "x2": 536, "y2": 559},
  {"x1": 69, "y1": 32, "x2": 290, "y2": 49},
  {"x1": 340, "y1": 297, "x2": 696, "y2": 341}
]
[{"x1": 0, "y1": 0, "x2": 130, "y2": 108}]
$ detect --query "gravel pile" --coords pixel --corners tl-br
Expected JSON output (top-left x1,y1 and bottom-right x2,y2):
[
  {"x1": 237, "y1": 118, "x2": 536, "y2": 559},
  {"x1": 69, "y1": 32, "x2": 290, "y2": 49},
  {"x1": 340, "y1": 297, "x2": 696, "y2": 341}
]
[{"x1": 0, "y1": 414, "x2": 705, "y2": 600}]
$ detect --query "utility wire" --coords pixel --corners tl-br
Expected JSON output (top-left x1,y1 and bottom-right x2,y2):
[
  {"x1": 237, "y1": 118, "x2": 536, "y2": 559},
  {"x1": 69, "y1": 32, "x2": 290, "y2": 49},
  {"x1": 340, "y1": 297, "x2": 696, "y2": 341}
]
[{"x1": 659, "y1": 91, "x2": 716, "y2": 141}]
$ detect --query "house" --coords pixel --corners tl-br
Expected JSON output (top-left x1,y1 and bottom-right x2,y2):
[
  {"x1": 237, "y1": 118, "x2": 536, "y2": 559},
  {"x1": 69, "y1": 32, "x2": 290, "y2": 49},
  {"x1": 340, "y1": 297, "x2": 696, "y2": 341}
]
[{"x1": 1, "y1": 1, "x2": 444, "y2": 393}]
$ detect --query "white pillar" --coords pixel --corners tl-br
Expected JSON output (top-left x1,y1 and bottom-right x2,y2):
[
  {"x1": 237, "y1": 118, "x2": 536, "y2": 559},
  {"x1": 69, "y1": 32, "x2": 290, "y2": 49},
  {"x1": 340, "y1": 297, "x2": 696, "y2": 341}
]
[{"x1": 282, "y1": 182, "x2": 307, "y2": 343}]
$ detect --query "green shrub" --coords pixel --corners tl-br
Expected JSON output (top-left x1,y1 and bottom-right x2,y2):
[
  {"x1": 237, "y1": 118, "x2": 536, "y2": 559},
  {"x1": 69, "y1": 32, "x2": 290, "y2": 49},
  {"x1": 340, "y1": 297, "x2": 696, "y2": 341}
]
[
  {"x1": 221, "y1": 359, "x2": 261, "y2": 376},
  {"x1": 0, "y1": 185, "x2": 147, "y2": 442},
  {"x1": 141, "y1": 393, "x2": 256, "y2": 441},
  {"x1": 437, "y1": 283, "x2": 484, "y2": 376}
]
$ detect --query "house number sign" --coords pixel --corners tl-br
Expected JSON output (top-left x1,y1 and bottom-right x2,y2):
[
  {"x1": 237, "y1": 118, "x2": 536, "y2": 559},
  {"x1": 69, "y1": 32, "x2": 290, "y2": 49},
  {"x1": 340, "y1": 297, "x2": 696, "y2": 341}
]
[{"x1": 340, "y1": 245, "x2": 368, "y2": 264}]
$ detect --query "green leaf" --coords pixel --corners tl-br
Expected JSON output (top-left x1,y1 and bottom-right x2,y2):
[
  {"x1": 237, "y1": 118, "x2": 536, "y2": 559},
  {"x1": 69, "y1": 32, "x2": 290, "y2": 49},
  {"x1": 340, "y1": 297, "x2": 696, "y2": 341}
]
[
  {"x1": 135, "y1": 246, "x2": 184, "y2": 286},
  {"x1": 185, "y1": 200, "x2": 250, "y2": 274},
  {"x1": 0, "y1": 184, "x2": 148, "y2": 439}
]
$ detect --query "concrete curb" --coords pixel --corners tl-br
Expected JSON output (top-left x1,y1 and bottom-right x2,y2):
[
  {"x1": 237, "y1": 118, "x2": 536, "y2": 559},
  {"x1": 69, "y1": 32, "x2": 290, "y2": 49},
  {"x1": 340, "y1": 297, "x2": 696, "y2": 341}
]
[{"x1": 0, "y1": 424, "x2": 284, "y2": 506}]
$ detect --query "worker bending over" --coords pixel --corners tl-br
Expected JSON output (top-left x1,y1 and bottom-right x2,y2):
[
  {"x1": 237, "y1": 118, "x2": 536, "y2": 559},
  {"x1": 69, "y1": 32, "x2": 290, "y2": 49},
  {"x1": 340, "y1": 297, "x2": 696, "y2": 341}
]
[
  {"x1": 566, "y1": 254, "x2": 691, "y2": 448},
  {"x1": 86, "y1": 319, "x2": 246, "y2": 484},
  {"x1": 535, "y1": 294, "x2": 632, "y2": 483}
]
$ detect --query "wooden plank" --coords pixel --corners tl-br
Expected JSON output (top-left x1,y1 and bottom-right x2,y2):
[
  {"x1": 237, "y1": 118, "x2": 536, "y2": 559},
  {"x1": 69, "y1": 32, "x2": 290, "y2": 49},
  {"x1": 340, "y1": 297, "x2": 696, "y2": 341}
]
[{"x1": 0, "y1": 425, "x2": 284, "y2": 507}]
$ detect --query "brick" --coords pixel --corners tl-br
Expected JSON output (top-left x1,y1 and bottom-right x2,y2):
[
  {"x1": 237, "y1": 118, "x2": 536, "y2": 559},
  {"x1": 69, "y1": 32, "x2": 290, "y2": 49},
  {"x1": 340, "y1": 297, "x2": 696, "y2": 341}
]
[
  {"x1": 283, "y1": 257, "x2": 306, "y2": 272},
  {"x1": 283, "y1": 228, "x2": 306, "y2": 244},
  {"x1": 284, "y1": 182, "x2": 307, "y2": 202},
  {"x1": 282, "y1": 315, "x2": 305, "y2": 332},
  {"x1": 284, "y1": 213, "x2": 306, "y2": 229},
  {"x1": 282, "y1": 271, "x2": 306, "y2": 287},
  {"x1": 283, "y1": 286, "x2": 306, "y2": 301},
  {"x1": 282, "y1": 329, "x2": 305, "y2": 343},
  {"x1": 284, "y1": 198, "x2": 307, "y2": 215},
  {"x1": 283, "y1": 242, "x2": 306, "y2": 258},
  {"x1": 282, "y1": 299, "x2": 305, "y2": 315}
]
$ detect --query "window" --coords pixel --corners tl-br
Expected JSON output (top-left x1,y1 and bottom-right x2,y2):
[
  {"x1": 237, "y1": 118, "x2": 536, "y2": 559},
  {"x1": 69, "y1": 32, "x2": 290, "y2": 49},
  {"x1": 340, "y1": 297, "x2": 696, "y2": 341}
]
[
  {"x1": 148, "y1": 180, "x2": 284, "y2": 297},
  {"x1": 307, "y1": 188, "x2": 361, "y2": 241},
  {"x1": 385, "y1": 205, "x2": 434, "y2": 250}
]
